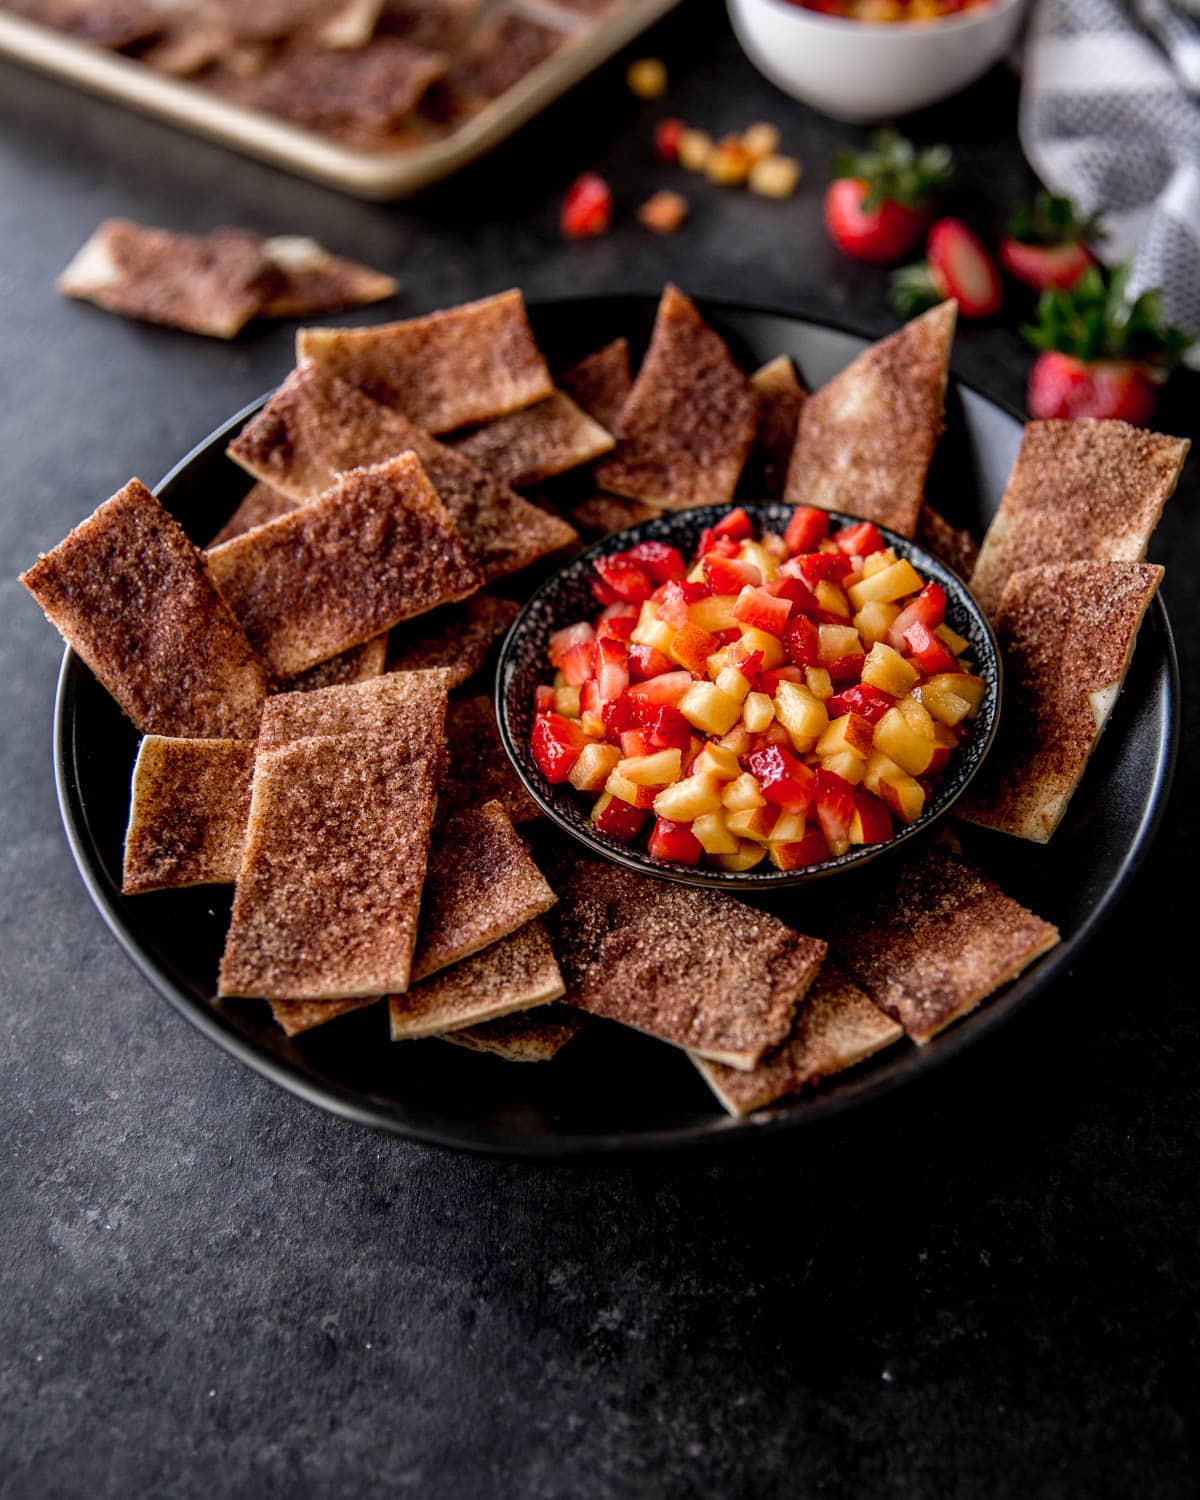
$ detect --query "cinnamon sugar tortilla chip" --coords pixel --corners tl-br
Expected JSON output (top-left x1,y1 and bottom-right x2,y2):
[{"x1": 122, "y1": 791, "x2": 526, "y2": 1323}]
[
  {"x1": 209, "y1": 482, "x2": 299, "y2": 547},
  {"x1": 692, "y1": 964, "x2": 902, "y2": 1116},
  {"x1": 258, "y1": 670, "x2": 449, "y2": 775},
  {"x1": 389, "y1": 919, "x2": 563, "y2": 1039},
  {"x1": 593, "y1": 285, "x2": 757, "y2": 511},
  {"x1": 411, "y1": 801, "x2": 557, "y2": 981},
  {"x1": 968, "y1": 419, "x2": 1188, "y2": 618},
  {"x1": 297, "y1": 289, "x2": 553, "y2": 434},
  {"x1": 122, "y1": 737, "x2": 255, "y2": 895},
  {"x1": 784, "y1": 300, "x2": 956, "y2": 538},
  {"x1": 8, "y1": 0, "x2": 159, "y2": 49},
  {"x1": 442, "y1": 695, "x2": 540, "y2": 823},
  {"x1": 824, "y1": 846, "x2": 1059, "y2": 1043},
  {"x1": 423, "y1": 8, "x2": 570, "y2": 120},
  {"x1": 257, "y1": 237, "x2": 398, "y2": 319},
  {"x1": 205, "y1": 453, "x2": 482, "y2": 678},
  {"x1": 379, "y1": 0, "x2": 485, "y2": 51},
  {"x1": 387, "y1": 593, "x2": 519, "y2": 686},
  {"x1": 917, "y1": 504, "x2": 978, "y2": 579},
  {"x1": 559, "y1": 339, "x2": 632, "y2": 433},
  {"x1": 740, "y1": 355, "x2": 807, "y2": 499},
  {"x1": 442, "y1": 1004, "x2": 584, "y2": 1061},
  {"x1": 569, "y1": 494, "x2": 661, "y2": 538},
  {"x1": 57, "y1": 219, "x2": 277, "y2": 339},
  {"x1": 204, "y1": 0, "x2": 386, "y2": 47},
  {"x1": 543, "y1": 850, "x2": 826, "y2": 1069},
  {"x1": 267, "y1": 994, "x2": 380, "y2": 1036},
  {"x1": 449, "y1": 392, "x2": 614, "y2": 488},
  {"x1": 275, "y1": 635, "x2": 388, "y2": 695},
  {"x1": 227, "y1": 365, "x2": 576, "y2": 579},
  {"x1": 20, "y1": 478, "x2": 267, "y2": 739},
  {"x1": 219, "y1": 732, "x2": 439, "y2": 1000},
  {"x1": 957, "y1": 561, "x2": 1163, "y2": 842}
]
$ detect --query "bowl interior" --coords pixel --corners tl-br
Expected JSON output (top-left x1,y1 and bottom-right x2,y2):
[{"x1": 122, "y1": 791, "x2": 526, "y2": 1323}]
[{"x1": 497, "y1": 504, "x2": 1001, "y2": 892}]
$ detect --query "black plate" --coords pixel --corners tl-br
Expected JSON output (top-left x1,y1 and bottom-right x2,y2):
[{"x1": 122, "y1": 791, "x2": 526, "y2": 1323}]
[
  {"x1": 496, "y1": 503, "x2": 1002, "y2": 889},
  {"x1": 52, "y1": 296, "x2": 1179, "y2": 1156}
]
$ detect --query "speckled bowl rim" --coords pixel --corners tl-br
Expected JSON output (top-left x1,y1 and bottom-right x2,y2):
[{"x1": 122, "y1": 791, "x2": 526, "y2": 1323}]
[{"x1": 496, "y1": 504, "x2": 1002, "y2": 891}]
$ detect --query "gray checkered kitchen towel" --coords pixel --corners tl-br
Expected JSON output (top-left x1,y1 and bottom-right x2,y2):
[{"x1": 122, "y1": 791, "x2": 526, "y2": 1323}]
[{"x1": 1021, "y1": 0, "x2": 1200, "y2": 362}]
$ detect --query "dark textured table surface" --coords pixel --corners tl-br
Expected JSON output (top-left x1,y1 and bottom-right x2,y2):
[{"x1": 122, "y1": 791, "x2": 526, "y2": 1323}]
[{"x1": 3, "y1": 7, "x2": 1198, "y2": 1496}]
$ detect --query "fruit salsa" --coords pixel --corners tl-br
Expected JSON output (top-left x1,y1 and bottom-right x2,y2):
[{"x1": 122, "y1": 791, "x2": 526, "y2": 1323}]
[
  {"x1": 530, "y1": 507, "x2": 986, "y2": 872},
  {"x1": 787, "y1": 0, "x2": 990, "y2": 19}
]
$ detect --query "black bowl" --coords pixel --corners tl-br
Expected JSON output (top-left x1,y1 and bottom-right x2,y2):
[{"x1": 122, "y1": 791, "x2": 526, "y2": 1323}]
[{"x1": 496, "y1": 504, "x2": 1001, "y2": 890}]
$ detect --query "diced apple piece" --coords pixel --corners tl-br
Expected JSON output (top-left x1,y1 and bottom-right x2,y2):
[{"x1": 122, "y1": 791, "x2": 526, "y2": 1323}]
[
  {"x1": 737, "y1": 627, "x2": 785, "y2": 670},
  {"x1": 774, "y1": 680, "x2": 829, "y2": 753},
  {"x1": 678, "y1": 681, "x2": 743, "y2": 737},
  {"x1": 553, "y1": 685, "x2": 581, "y2": 718},
  {"x1": 740, "y1": 540, "x2": 779, "y2": 582},
  {"x1": 917, "y1": 672, "x2": 985, "y2": 726},
  {"x1": 898, "y1": 695, "x2": 935, "y2": 738},
  {"x1": 813, "y1": 580, "x2": 851, "y2": 618},
  {"x1": 669, "y1": 622, "x2": 718, "y2": 676},
  {"x1": 863, "y1": 750, "x2": 925, "y2": 824},
  {"x1": 847, "y1": 558, "x2": 923, "y2": 611},
  {"x1": 630, "y1": 604, "x2": 675, "y2": 655},
  {"x1": 604, "y1": 770, "x2": 658, "y2": 809},
  {"x1": 652, "y1": 772, "x2": 724, "y2": 822},
  {"x1": 849, "y1": 791, "x2": 893, "y2": 846},
  {"x1": 817, "y1": 624, "x2": 863, "y2": 666},
  {"x1": 854, "y1": 599, "x2": 900, "y2": 646},
  {"x1": 767, "y1": 810, "x2": 807, "y2": 844},
  {"x1": 714, "y1": 839, "x2": 768, "y2": 872},
  {"x1": 690, "y1": 743, "x2": 742, "y2": 782},
  {"x1": 567, "y1": 741, "x2": 621, "y2": 792},
  {"x1": 715, "y1": 665, "x2": 752, "y2": 704},
  {"x1": 873, "y1": 706, "x2": 935, "y2": 775},
  {"x1": 861, "y1": 547, "x2": 898, "y2": 578},
  {"x1": 725, "y1": 805, "x2": 777, "y2": 842},
  {"x1": 804, "y1": 666, "x2": 833, "y2": 701},
  {"x1": 689, "y1": 594, "x2": 740, "y2": 633},
  {"x1": 692, "y1": 811, "x2": 739, "y2": 855},
  {"x1": 718, "y1": 724, "x2": 753, "y2": 758},
  {"x1": 706, "y1": 646, "x2": 736, "y2": 679},
  {"x1": 617, "y1": 748, "x2": 683, "y2": 786},
  {"x1": 722, "y1": 772, "x2": 766, "y2": 812},
  {"x1": 936, "y1": 622, "x2": 969, "y2": 655},
  {"x1": 820, "y1": 750, "x2": 866, "y2": 786},
  {"x1": 742, "y1": 691, "x2": 775, "y2": 733},
  {"x1": 816, "y1": 712, "x2": 873, "y2": 760},
  {"x1": 860, "y1": 642, "x2": 920, "y2": 697}
]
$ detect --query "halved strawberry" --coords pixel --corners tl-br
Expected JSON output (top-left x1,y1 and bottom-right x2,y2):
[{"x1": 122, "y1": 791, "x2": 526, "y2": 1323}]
[
  {"x1": 746, "y1": 745, "x2": 816, "y2": 816},
  {"x1": 626, "y1": 540, "x2": 686, "y2": 583},
  {"x1": 648, "y1": 817, "x2": 703, "y2": 865},
  {"x1": 1027, "y1": 352, "x2": 1157, "y2": 424},
  {"x1": 825, "y1": 130, "x2": 954, "y2": 266},
  {"x1": 1002, "y1": 239, "x2": 1094, "y2": 294},
  {"x1": 531, "y1": 713, "x2": 589, "y2": 782},
  {"x1": 784, "y1": 507, "x2": 830, "y2": 555},
  {"x1": 892, "y1": 218, "x2": 1002, "y2": 319},
  {"x1": 1000, "y1": 192, "x2": 1101, "y2": 293}
]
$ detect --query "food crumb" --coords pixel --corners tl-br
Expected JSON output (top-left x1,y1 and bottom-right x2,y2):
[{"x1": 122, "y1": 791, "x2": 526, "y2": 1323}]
[
  {"x1": 749, "y1": 154, "x2": 802, "y2": 199},
  {"x1": 627, "y1": 56, "x2": 668, "y2": 98},
  {"x1": 638, "y1": 190, "x2": 689, "y2": 235}
]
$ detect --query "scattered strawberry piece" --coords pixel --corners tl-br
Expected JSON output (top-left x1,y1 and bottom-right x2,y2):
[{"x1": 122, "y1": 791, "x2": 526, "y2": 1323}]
[
  {"x1": 746, "y1": 745, "x2": 816, "y2": 815},
  {"x1": 559, "y1": 639, "x2": 596, "y2": 686},
  {"x1": 1000, "y1": 192, "x2": 1101, "y2": 293},
  {"x1": 625, "y1": 540, "x2": 686, "y2": 583},
  {"x1": 852, "y1": 791, "x2": 893, "y2": 845},
  {"x1": 757, "y1": 666, "x2": 804, "y2": 695},
  {"x1": 648, "y1": 817, "x2": 703, "y2": 864},
  {"x1": 714, "y1": 506, "x2": 754, "y2": 540},
  {"x1": 827, "y1": 651, "x2": 867, "y2": 687},
  {"x1": 626, "y1": 670, "x2": 693, "y2": 708},
  {"x1": 594, "y1": 553, "x2": 654, "y2": 604},
  {"x1": 771, "y1": 828, "x2": 830, "y2": 870},
  {"x1": 548, "y1": 620, "x2": 594, "y2": 668},
  {"x1": 645, "y1": 704, "x2": 692, "y2": 751},
  {"x1": 832, "y1": 520, "x2": 886, "y2": 557},
  {"x1": 815, "y1": 769, "x2": 857, "y2": 857},
  {"x1": 628, "y1": 643, "x2": 673, "y2": 680},
  {"x1": 531, "y1": 713, "x2": 589, "y2": 782},
  {"x1": 703, "y1": 553, "x2": 762, "y2": 593},
  {"x1": 902, "y1": 620, "x2": 959, "y2": 675},
  {"x1": 620, "y1": 728, "x2": 654, "y2": 758},
  {"x1": 534, "y1": 684, "x2": 554, "y2": 714},
  {"x1": 784, "y1": 506, "x2": 830, "y2": 555},
  {"x1": 591, "y1": 793, "x2": 648, "y2": 842},
  {"x1": 595, "y1": 636, "x2": 630, "y2": 702},
  {"x1": 731, "y1": 585, "x2": 792, "y2": 636},
  {"x1": 892, "y1": 218, "x2": 1002, "y2": 319},
  {"x1": 656, "y1": 577, "x2": 710, "y2": 629},
  {"x1": 825, "y1": 129, "x2": 954, "y2": 265},
  {"x1": 887, "y1": 580, "x2": 946, "y2": 650},
  {"x1": 638, "y1": 190, "x2": 689, "y2": 236},
  {"x1": 826, "y1": 683, "x2": 895, "y2": 724},
  {"x1": 782, "y1": 614, "x2": 819, "y2": 669},
  {"x1": 561, "y1": 173, "x2": 612, "y2": 239},
  {"x1": 654, "y1": 117, "x2": 685, "y2": 164},
  {"x1": 797, "y1": 552, "x2": 853, "y2": 586}
]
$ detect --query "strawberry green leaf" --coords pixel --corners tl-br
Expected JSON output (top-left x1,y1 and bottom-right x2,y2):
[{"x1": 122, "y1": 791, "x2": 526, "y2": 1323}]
[
  {"x1": 831, "y1": 128, "x2": 955, "y2": 213},
  {"x1": 890, "y1": 261, "x2": 944, "y2": 318},
  {"x1": 1021, "y1": 258, "x2": 1193, "y2": 370},
  {"x1": 1007, "y1": 191, "x2": 1105, "y2": 248}
]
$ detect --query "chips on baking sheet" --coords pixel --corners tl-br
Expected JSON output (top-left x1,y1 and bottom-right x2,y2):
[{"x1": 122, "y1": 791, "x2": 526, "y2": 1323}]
[
  {"x1": 57, "y1": 219, "x2": 278, "y2": 340},
  {"x1": 9, "y1": 0, "x2": 161, "y2": 48},
  {"x1": 389, "y1": 919, "x2": 564, "y2": 1039},
  {"x1": 378, "y1": 0, "x2": 485, "y2": 52},
  {"x1": 824, "y1": 845, "x2": 1060, "y2": 1043},
  {"x1": 441, "y1": 695, "x2": 541, "y2": 823},
  {"x1": 422, "y1": 7, "x2": 570, "y2": 121},
  {"x1": 442, "y1": 1004, "x2": 585, "y2": 1061},
  {"x1": 258, "y1": 669, "x2": 449, "y2": 769},
  {"x1": 559, "y1": 338, "x2": 632, "y2": 433},
  {"x1": 387, "y1": 593, "x2": 519, "y2": 686},
  {"x1": 916, "y1": 503, "x2": 978, "y2": 579},
  {"x1": 201, "y1": 0, "x2": 387, "y2": 48},
  {"x1": 957, "y1": 561, "x2": 1163, "y2": 843},
  {"x1": 543, "y1": 849, "x2": 826, "y2": 1069},
  {"x1": 205, "y1": 453, "x2": 482, "y2": 678},
  {"x1": 256, "y1": 236, "x2": 398, "y2": 318},
  {"x1": 227, "y1": 365, "x2": 576, "y2": 580},
  {"x1": 568, "y1": 494, "x2": 661, "y2": 538},
  {"x1": 784, "y1": 300, "x2": 956, "y2": 538},
  {"x1": 741, "y1": 354, "x2": 807, "y2": 499},
  {"x1": 267, "y1": 994, "x2": 380, "y2": 1036},
  {"x1": 20, "y1": 478, "x2": 267, "y2": 739},
  {"x1": 449, "y1": 392, "x2": 614, "y2": 489},
  {"x1": 122, "y1": 737, "x2": 255, "y2": 895},
  {"x1": 297, "y1": 289, "x2": 554, "y2": 434},
  {"x1": 411, "y1": 801, "x2": 557, "y2": 981},
  {"x1": 275, "y1": 635, "x2": 388, "y2": 695},
  {"x1": 593, "y1": 285, "x2": 757, "y2": 511},
  {"x1": 219, "y1": 731, "x2": 439, "y2": 1000},
  {"x1": 968, "y1": 419, "x2": 1188, "y2": 618},
  {"x1": 692, "y1": 964, "x2": 902, "y2": 1116},
  {"x1": 209, "y1": 482, "x2": 299, "y2": 547}
]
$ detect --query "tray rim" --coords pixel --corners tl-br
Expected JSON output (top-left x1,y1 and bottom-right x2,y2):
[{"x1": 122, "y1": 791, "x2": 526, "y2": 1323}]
[{"x1": 50, "y1": 293, "x2": 1182, "y2": 1157}]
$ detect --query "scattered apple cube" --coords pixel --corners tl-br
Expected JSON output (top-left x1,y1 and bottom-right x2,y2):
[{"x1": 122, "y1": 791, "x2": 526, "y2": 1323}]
[
  {"x1": 817, "y1": 624, "x2": 863, "y2": 666},
  {"x1": 748, "y1": 154, "x2": 801, "y2": 201},
  {"x1": 690, "y1": 742, "x2": 741, "y2": 781},
  {"x1": 678, "y1": 680, "x2": 743, "y2": 736},
  {"x1": 689, "y1": 594, "x2": 739, "y2": 633},
  {"x1": 715, "y1": 664, "x2": 752, "y2": 703},
  {"x1": 847, "y1": 558, "x2": 923, "y2": 611},
  {"x1": 653, "y1": 772, "x2": 724, "y2": 822},
  {"x1": 742, "y1": 691, "x2": 775, "y2": 732},
  {"x1": 722, "y1": 772, "x2": 766, "y2": 812},
  {"x1": 854, "y1": 600, "x2": 900, "y2": 646},
  {"x1": 804, "y1": 666, "x2": 834, "y2": 701},
  {"x1": 568, "y1": 741, "x2": 621, "y2": 792},
  {"x1": 605, "y1": 769, "x2": 658, "y2": 809},
  {"x1": 863, "y1": 751, "x2": 925, "y2": 824},
  {"x1": 816, "y1": 712, "x2": 873, "y2": 760},
  {"x1": 774, "y1": 680, "x2": 829, "y2": 753},
  {"x1": 737, "y1": 626, "x2": 785, "y2": 670},
  {"x1": 692, "y1": 811, "x2": 740, "y2": 855},
  {"x1": 861, "y1": 642, "x2": 920, "y2": 698},
  {"x1": 725, "y1": 805, "x2": 777, "y2": 841}
]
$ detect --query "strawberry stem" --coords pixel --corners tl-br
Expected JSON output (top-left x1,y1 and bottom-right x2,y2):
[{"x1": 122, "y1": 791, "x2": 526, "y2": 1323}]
[
  {"x1": 1021, "y1": 259, "x2": 1193, "y2": 371},
  {"x1": 831, "y1": 128, "x2": 955, "y2": 213}
]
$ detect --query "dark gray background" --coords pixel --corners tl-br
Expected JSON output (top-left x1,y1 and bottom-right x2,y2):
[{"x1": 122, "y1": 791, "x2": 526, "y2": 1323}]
[{"x1": 3, "y1": 5, "x2": 1198, "y2": 1495}]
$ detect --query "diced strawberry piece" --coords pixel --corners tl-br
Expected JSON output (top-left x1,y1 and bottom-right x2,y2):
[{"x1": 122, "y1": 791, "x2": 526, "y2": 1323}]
[
  {"x1": 771, "y1": 828, "x2": 831, "y2": 870},
  {"x1": 728, "y1": 644, "x2": 764, "y2": 679},
  {"x1": 596, "y1": 637, "x2": 629, "y2": 700},
  {"x1": 748, "y1": 721, "x2": 792, "y2": 754},
  {"x1": 531, "y1": 713, "x2": 589, "y2": 782},
  {"x1": 592, "y1": 794, "x2": 648, "y2": 842},
  {"x1": 645, "y1": 704, "x2": 692, "y2": 752},
  {"x1": 714, "y1": 506, "x2": 754, "y2": 540},
  {"x1": 596, "y1": 614, "x2": 636, "y2": 643},
  {"x1": 815, "y1": 768, "x2": 856, "y2": 856},
  {"x1": 579, "y1": 679, "x2": 603, "y2": 733},
  {"x1": 798, "y1": 552, "x2": 852, "y2": 586},
  {"x1": 887, "y1": 581, "x2": 946, "y2": 650},
  {"x1": 703, "y1": 554, "x2": 762, "y2": 593},
  {"x1": 600, "y1": 601, "x2": 640, "y2": 624},
  {"x1": 559, "y1": 640, "x2": 596, "y2": 686},
  {"x1": 731, "y1": 585, "x2": 791, "y2": 636},
  {"x1": 626, "y1": 540, "x2": 686, "y2": 583},
  {"x1": 657, "y1": 578, "x2": 710, "y2": 629},
  {"x1": 561, "y1": 172, "x2": 612, "y2": 239},
  {"x1": 648, "y1": 817, "x2": 704, "y2": 865},
  {"x1": 746, "y1": 745, "x2": 816, "y2": 816},
  {"x1": 757, "y1": 665, "x2": 803, "y2": 694},
  {"x1": 654, "y1": 117, "x2": 685, "y2": 164},
  {"x1": 827, "y1": 651, "x2": 867, "y2": 687},
  {"x1": 853, "y1": 791, "x2": 893, "y2": 845},
  {"x1": 548, "y1": 620, "x2": 595, "y2": 668},
  {"x1": 698, "y1": 532, "x2": 740, "y2": 560},
  {"x1": 712, "y1": 627, "x2": 742, "y2": 647},
  {"x1": 766, "y1": 575, "x2": 811, "y2": 608},
  {"x1": 591, "y1": 575, "x2": 620, "y2": 606},
  {"x1": 594, "y1": 553, "x2": 654, "y2": 604},
  {"x1": 670, "y1": 621, "x2": 718, "y2": 677},
  {"x1": 826, "y1": 683, "x2": 895, "y2": 724},
  {"x1": 628, "y1": 643, "x2": 673, "y2": 681},
  {"x1": 601, "y1": 692, "x2": 639, "y2": 737},
  {"x1": 621, "y1": 729, "x2": 654, "y2": 758},
  {"x1": 832, "y1": 520, "x2": 886, "y2": 557},
  {"x1": 626, "y1": 670, "x2": 694, "y2": 708},
  {"x1": 784, "y1": 506, "x2": 829, "y2": 555},
  {"x1": 903, "y1": 620, "x2": 959, "y2": 675},
  {"x1": 534, "y1": 684, "x2": 555, "y2": 714},
  {"x1": 782, "y1": 614, "x2": 819, "y2": 668}
]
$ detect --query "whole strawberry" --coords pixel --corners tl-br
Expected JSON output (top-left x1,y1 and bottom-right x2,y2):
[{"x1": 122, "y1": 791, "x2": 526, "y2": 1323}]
[
  {"x1": 1023, "y1": 261, "x2": 1192, "y2": 424},
  {"x1": 824, "y1": 129, "x2": 955, "y2": 266},
  {"x1": 1000, "y1": 192, "x2": 1103, "y2": 293}
]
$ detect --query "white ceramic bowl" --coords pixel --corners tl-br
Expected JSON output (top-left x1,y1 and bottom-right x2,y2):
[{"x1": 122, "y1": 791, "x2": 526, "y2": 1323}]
[{"x1": 727, "y1": 0, "x2": 1027, "y2": 122}]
